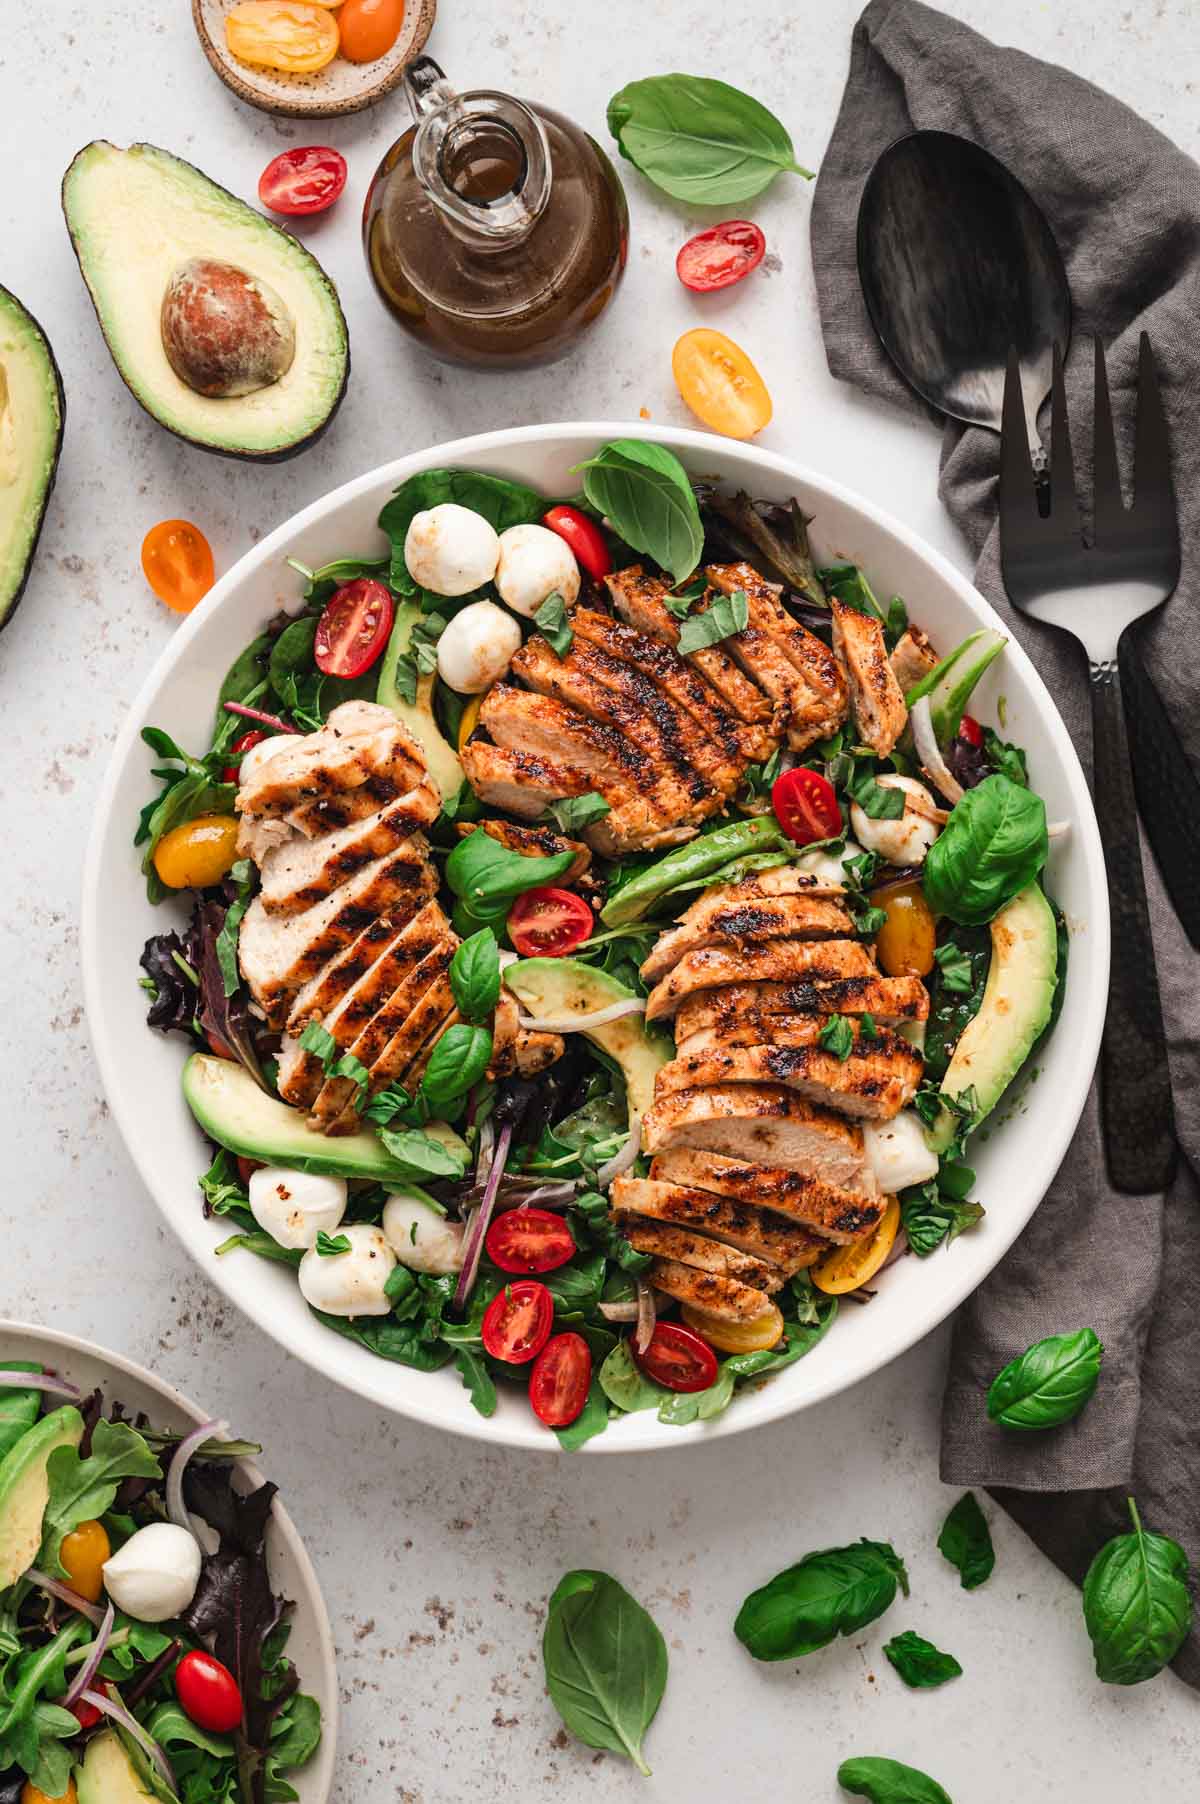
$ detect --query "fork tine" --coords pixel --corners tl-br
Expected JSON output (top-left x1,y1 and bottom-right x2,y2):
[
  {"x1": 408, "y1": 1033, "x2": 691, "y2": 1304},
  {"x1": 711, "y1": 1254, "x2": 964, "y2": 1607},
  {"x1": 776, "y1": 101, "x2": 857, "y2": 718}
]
[
  {"x1": 1133, "y1": 332, "x2": 1177, "y2": 528},
  {"x1": 1091, "y1": 338, "x2": 1125, "y2": 538},
  {"x1": 999, "y1": 345, "x2": 1037, "y2": 525},
  {"x1": 1049, "y1": 341, "x2": 1083, "y2": 543}
]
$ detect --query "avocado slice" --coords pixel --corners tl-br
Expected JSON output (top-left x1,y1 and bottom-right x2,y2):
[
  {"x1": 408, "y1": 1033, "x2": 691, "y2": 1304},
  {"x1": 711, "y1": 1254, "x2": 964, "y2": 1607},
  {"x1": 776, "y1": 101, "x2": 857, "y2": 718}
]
[
  {"x1": 502, "y1": 959, "x2": 671, "y2": 1123},
  {"x1": 0, "y1": 1404, "x2": 84, "y2": 1589},
  {"x1": 77, "y1": 1730, "x2": 157, "y2": 1802},
  {"x1": 182, "y1": 1053, "x2": 468, "y2": 1180},
  {"x1": 62, "y1": 142, "x2": 348, "y2": 462},
  {"x1": 377, "y1": 601, "x2": 464, "y2": 802},
  {"x1": 928, "y1": 884, "x2": 1058, "y2": 1151},
  {"x1": 0, "y1": 286, "x2": 65, "y2": 633}
]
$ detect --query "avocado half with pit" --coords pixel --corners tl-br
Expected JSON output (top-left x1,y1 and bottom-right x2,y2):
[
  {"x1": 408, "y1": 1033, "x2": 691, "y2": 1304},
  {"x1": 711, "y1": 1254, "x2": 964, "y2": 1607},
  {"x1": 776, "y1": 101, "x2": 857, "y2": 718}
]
[
  {"x1": 0, "y1": 285, "x2": 65, "y2": 633},
  {"x1": 62, "y1": 141, "x2": 349, "y2": 462}
]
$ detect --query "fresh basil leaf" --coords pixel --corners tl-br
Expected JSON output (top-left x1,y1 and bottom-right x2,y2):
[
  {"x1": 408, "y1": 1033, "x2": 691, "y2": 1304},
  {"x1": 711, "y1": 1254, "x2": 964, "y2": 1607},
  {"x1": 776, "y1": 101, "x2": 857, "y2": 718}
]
[
  {"x1": 859, "y1": 1011, "x2": 879, "y2": 1041},
  {"x1": 606, "y1": 74, "x2": 811, "y2": 204},
  {"x1": 298, "y1": 1021, "x2": 337, "y2": 1063},
  {"x1": 937, "y1": 1491, "x2": 995, "y2": 1590},
  {"x1": 545, "y1": 792, "x2": 611, "y2": 833},
  {"x1": 376, "y1": 1124, "x2": 468, "y2": 1181},
  {"x1": 575, "y1": 440, "x2": 704, "y2": 586},
  {"x1": 418, "y1": 1023, "x2": 493, "y2": 1109},
  {"x1": 215, "y1": 859, "x2": 256, "y2": 997},
  {"x1": 986, "y1": 1327, "x2": 1103, "y2": 1430},
  {"x1": 818, "y1": 1015, "x2": 855, "y2": 1062},
  {"x1": 535, "y1": 590, "x2": 573, "y2": 658},
  {"x1": 663, "y1": 575, "x2": 707, "y2": 618},
  {"x1": 41, "y1": 1422, "x2": 162, "y2": 1574},
  {"x1": 932, "y1": 941, "x2": 973, "y2": 994},
  {"x1": 923, "y1": 927, "x2": 990, "y2": 1081},
  {"x1": 838, "y1": 1755, "x2": 953, "y2": 1804},
  {"x1": 329, "y1": 1050, "x2": 369, "y2": 1107},
  {"x1": 454, "y1": 1347, "x2": 497, "y2": 1417},
  {"x1": 842, "y1": 848, "x2": 879, "y2": 891},
  {"x1": 983, "y1": 726, "x2": 1029, "y2": 786},
  {"x1": 884, "y1": 595, "x2": 909, "y2": 648},
  {"x1": 882, "y1": 1630, "x2": 962, "y2": 1689},
  {"x1": 734, "y1": 1540, "x2": 908, "y2": 1660},
  {"x1": 845, "y1": 762, "x2": 906, "y2": 821},
  {"x1": 899, "y1": 1177, "x2": 984, "y2": 1257},
  {"x1": 315, "y1": 1231, "x2": 351, "y2": 1257},
  {"x1": 445, "y1": 830, "x2": 575, "y2": 916},
  {"x1": 542, "y1": 1570, "x2": 667, "y2": 1774},
  {"x1": 677, "y1": 588, "x2": 748, "y2": 656},
  {"x1": 449, "y1": 928, "x2": 502, "y2": 1025},
  {"x1": 923, "y1": 777, "x2": 1048, "y2": 925},
  {"x1": 1082, "y1": 1496, "x2": 1193, "y2": 1685},
  {"x1": 378, "y1": 468, "x2": 545, "y2": 594}
]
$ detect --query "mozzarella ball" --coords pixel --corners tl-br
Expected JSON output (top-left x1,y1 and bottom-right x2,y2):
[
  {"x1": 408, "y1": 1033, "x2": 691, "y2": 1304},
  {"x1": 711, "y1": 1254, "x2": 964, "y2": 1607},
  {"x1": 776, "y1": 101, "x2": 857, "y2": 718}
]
[
  {"x1": 850, "y1": 776, "x2": 941, "y2": 866},
  {"x1": 795, "y1": 837, "x2": 866, "y2": 888},
  {"x1": 495, "y1": 523, "x2": 580, "y2": 618},
  {"x1": 404, "y1": 504, "x2": 500, "y2": 597},
  {"x1": 298, "y1": 1224, "x2": 395, "y2": 1317},
  {"x1": 102, "y1": 1522, "x2": 202, "y2": 1623},
  {"x1": 436, "y1": 599, "x2": 522, "y2": 694},
  {"x1": 248, "y1": 1166, "x2": 347, "y2": 1251},
  {"x1": 383, "y1": 1193, "x2": 466, "y2": 1275},
  {"x1": 237, "y1": 735, "x2": 292, "y2": 786},
  {"x1": 863, "y1": 1110, "x2": 940, "y2": 1193}
]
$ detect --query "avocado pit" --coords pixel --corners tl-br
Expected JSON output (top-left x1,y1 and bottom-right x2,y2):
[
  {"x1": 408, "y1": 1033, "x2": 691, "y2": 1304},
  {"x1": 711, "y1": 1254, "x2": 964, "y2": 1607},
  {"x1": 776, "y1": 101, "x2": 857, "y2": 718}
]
[{"x1": 160, "y1": 257, "x2": 295, "y2": 399}]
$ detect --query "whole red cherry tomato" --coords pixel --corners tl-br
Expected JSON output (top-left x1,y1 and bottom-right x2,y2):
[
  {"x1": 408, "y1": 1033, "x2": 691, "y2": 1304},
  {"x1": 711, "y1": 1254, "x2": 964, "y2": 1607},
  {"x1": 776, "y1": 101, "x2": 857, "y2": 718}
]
[
  {"x1": 676, "y1": 220, "x2": 767, "y2": 293},
  {"x1": 542, "y1": 506, "x2": 612, "y2": 581},
  {"x1": 507, "y1": 887, "x2": 592, "y2": 958},
  {"x1": 314, "y1": 579, "x2": 395, "y2": 679},
  {"x1": 771, "y1": 766, "x2": 842, "y2": 846},
  {"x1": 633, "y1": 1321, "x2": 718, "y2": 1393},
  {"x1": 958, "y1": 714, "x2": 984, "y2": 748},
  {"x1": 176, "y1": 1650, "x2": 243, "y2": 1734},
  {"x1": 485, "y1": 1208, "x2": 576, "y2": 1275},
  {"x1": 481, "y1": 1279, "x2": 554, "y2": 1364},
  {"x1": 70, "y1": 1699, "x2": 102, "y2": 1732},
  {"x1": 529, "y1": 1333, "x2": 592, "y2": 1427},
  {"x1": 258, "y1": 146, "x2": 348, "y2": 216},
  {"x1": 222, "y1": 728, "x2": 267, "y2": 785}
]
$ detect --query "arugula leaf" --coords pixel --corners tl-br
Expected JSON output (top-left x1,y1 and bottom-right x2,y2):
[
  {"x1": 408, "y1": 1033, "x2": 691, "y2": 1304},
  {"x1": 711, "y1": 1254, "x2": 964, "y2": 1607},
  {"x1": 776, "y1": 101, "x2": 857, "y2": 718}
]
[
  {"x1": 677, "y1": 589, "x2": 748, "y2": 656},
  {"x1": 542, "y1": 1570, "x2": 667, "y2": 1774},
  {"x1": 217, "y1": 1229, "x2": 304, "y2": 1269},
  {"x1": 315, "y1": 1231, "x2": 351, "y2": 1257},
  {"x1": 838, "y1": 1756, "x2": 953, "y2": 1804},
  {"x1": 1082, "y1": 1496, "x2": 1193, "y2": 1685},
  {"x1": 882, "y1": 1630, "x2": 962, "y2": 1689},
  {"x1": 554, "y1": 1378, "x2": 611, "y2": 1450},
  {"x1": 575, "y1": 440, "x2": 704, "y2": 586},
  {"x1": 449, "y1": 928, "x2": 502, "y2": 1026},
  {"x1": 735, "y1": 1540, "x2": 908, "y2": 1660},
  {"x1": 419, "y1": 1022, "x2": 493, "y2": 1110},
  {"x1": 544, "y1": 792, "x2": 611, "y2": 834},
  {"x1": 923, "y1": 777, "x2": 1048, "y2": 926},
  {"x1": 378, "y1": 468, "x2": 544, "y2": 594},
  {"x1": 606, "y1": 75, "x2": 811, "y2": 204},
  {"x1": 41, "y1": 1422, "x2": 161, "y2": 1574},
  {"x1": 311, "y1": 1309, "x2": 454, "y2": 1371},
  {"x1": 454, "y1": 1347, "x2": 497, "y2": 1417},
  {"x1": 535, "y1": 590, "x2": 573, "y2": 658},
  {"x1": 986, "y1": 1328, "x2": 1103, "y2": 1430},
  {"x1": 937, "y1": 1491, "x2": 995, "y2": 1590},
  {"x1": 818, "y1": 1015, "x2": 855, "y2": 1062}
]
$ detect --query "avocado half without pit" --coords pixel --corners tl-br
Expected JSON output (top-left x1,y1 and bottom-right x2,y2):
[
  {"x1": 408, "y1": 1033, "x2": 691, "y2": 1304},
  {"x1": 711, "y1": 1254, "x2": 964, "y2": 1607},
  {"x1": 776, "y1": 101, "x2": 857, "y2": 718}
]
[
  {"x1": 0, "y1": 285, "x2": 65, "y2": 634},
  {"x1": 61, "y1": 141, "x2": 349, "y2": 461}
]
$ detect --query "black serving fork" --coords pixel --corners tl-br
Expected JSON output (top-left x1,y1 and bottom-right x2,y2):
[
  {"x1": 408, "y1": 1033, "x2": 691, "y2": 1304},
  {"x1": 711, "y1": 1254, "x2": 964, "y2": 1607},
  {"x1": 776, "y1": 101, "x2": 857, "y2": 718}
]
[{"x1": 999, "y1": 335, "x2": 1177, "y2": 1195}]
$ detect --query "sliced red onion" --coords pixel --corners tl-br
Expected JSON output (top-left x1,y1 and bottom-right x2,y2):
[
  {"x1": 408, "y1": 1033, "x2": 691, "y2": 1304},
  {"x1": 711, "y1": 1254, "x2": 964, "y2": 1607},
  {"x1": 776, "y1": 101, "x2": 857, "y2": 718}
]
[
  {"x1": 909, "y1": 696, "x2": 964, "y2": 806},
  {"x1": 493, "y1": 1181, "x2": 579, "y2": 1212},
  {"x1": 474, "y1": 1115, "x2": 495, "y2": 1188},
  {"x1": 634, "y1": 1279, "x2": 657, "y2": 1355},
  {"x1": 26, "y1": 1569, "x2": 105, "y2": 1627},
  {"x1": 222, "y1": 700, "x2": 300, "y2": 734},
  {"x1": 598, "y1": 1298, "x2": 640, "y2": 1323},
  {"x1": 82, "y1": 1688, "x2": 178, "y2": 1795},
  {"x1": 63, "y1": 1601, "x2": 115, "y2": 1708},
  {"x1": 595, "y1": 1115, "x2": 643, "y2": 1189},
  {"x1": 776, "y1": 750, "x2": 798, "y2": 776},
  {"x1": 515, "y1": 997, "x2": 646, "y2": 1034},
  {"x1": 165, "y1": 1419, "x2": 225, "y2": 1533},
  {"x1": 0, "y1": 1369, "x2": 82, "y2": 1400},
  {"x1": 454, "y1": 1121, "x2": 513, "y2": 1308}
]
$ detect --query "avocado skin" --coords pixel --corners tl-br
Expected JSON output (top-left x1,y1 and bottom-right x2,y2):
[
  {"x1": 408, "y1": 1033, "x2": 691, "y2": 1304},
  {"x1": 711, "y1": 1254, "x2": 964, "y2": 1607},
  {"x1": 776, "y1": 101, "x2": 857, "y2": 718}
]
[
  {"x1": 61, "y1": 141, "x2": 350, "y2": 464},
  {"x1": 0, "y1": 285, "x2": 65, "y2": 636}
]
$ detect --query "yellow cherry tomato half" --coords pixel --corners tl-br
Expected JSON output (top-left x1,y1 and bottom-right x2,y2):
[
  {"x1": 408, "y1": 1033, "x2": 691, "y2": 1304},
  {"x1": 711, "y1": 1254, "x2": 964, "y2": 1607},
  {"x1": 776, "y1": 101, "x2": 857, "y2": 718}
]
[
  {"x1": 23, "y1": 1783, "x2": 77, "y2": 1804},
  {"x1": 812, "y1": 1197, "x2": 901, "y2": 1295},
  {"x1": 682, "y1": 1299, "x2": 784, "y2": 1354},
  {"x1": 874, "y1": 880, "x2": 937, "y2": 978},
  {"x1": 457, "y1": 693, "x2": 483, "y2": 752},
  {"x1": 224, "y1": 1, "x2": 340, "y2": 74},
  {"x1": 339, "y1": 0, "x2": 406, "y2": 62},
  {"x1": 153, "y1": 815, "x2": 241, "y2": 891},
  {"x1": 59, "y1": 1518, "x2": 111, "y2": 1604},
  {"x1": 672, "y1": 328, "x2": 772, "y2": 440},
  {"x1": 141, "y1": 520, "x2": 215, "y2": 615}
]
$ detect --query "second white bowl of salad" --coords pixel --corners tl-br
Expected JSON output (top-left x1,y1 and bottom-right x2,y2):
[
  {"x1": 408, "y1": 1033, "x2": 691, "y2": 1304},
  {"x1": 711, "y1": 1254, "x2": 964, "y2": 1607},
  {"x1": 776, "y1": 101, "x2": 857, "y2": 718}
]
[{"x1": 81, "y1": 422, "x2": 1107, "y2": 1452}]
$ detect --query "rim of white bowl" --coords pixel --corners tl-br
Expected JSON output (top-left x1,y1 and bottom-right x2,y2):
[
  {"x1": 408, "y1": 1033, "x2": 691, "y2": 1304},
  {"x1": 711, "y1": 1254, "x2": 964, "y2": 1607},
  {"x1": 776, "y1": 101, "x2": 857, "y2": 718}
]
[{"x1": 80, "y1": 421, "x2": 1108, "y2": 1453}]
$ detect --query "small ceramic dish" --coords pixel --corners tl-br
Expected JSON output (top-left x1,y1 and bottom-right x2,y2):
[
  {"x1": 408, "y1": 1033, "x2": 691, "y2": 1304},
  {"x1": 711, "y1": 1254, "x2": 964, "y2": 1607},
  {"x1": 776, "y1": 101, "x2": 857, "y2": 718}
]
[
  {"x1": 192, "y1": 0, "x2": 437, "y2": 119},
  {"x1": 0, "y1": 1320, "x2": 338, "y2": 1800}
]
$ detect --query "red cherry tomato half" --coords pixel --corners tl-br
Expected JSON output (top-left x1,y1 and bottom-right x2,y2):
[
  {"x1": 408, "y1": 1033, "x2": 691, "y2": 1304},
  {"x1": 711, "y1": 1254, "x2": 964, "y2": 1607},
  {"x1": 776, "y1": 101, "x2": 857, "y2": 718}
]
[
  {"x1": 958, "y1": 713, "x2": 984, "y2": 748},
  {"x1": 542, "y1": 505, "x2": 612, "y2": 581},
  {"x1": 237, "y1": 1156, "x2": 264, "y2": 1187},
  {"x1": 485, "y1": 1207, "x2": 576, "y2": 1275},
  {"x1": 633, "y1": 1320, "x2": 718, "y2": 1393},
  {"x1": 175, "y1": 1649, "x2": 243, "y2": 1734},
  {"x1": 529, "y1": 1332, "x2": 592, "y2": 1427},
  {"x1": 771, "y1": 766, "x2": 842, "y2": 847},
  {"x1": 314, "y1": 579, "x2": 395, "y2": 679},
  {"x1": 258, "y1": 146, "x2": 348, "y2": 216},
  {"x1": 70, "y1": 1699, "x2": 102, "y2": 1731},
  {"x1": 222, "y1": 728, "x2": 267, "y2": 785},
  {"x1": 676, "y1": 220, "x2": 767, "y2": 294},
  {"x1": 481, "y1": 1279, "x2": 554, "y2": 1364},
  {"x1": 507, "y1": 887, "x2": 593, "y2": 958}
]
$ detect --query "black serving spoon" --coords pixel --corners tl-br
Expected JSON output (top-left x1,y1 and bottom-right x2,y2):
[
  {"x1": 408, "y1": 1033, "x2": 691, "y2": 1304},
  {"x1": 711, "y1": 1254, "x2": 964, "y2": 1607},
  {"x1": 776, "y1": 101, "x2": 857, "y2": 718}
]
[{"x1": 857, "y1": 128, "x2": 1200, "y2": 949}]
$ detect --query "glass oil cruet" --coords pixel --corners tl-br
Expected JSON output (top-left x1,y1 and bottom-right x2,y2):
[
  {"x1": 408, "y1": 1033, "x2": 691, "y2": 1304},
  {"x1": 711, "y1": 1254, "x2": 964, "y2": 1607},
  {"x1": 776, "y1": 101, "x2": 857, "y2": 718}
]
[{"x1": 364, "y1": 56, "x2": 629, "y2": 369}]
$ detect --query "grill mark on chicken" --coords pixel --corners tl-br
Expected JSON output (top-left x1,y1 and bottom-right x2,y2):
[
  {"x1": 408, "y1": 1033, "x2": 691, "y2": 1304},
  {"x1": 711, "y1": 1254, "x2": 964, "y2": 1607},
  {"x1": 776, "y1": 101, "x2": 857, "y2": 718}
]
[
  {"x1": 621, "y1": 1220, "x2": 783, "y2": 1290},
  {"x1": 641, "y1": 897, "x2": 855, "y2": 983},
  {"x1": 645, "y1": 936, "x2": 875, "y2": 1019},
  {"x1": 830, "y1": 599, "x2": 908, "y2": 756},
  {"x1": 648, "y1": 1259, "x2": 774, "y2": 1323},
  {"x1": 705, "y1": 563, "x2": 849, "y2": 752},
  {"x1": 673, "y1": 864, "x2": 844, "y2": 925},
  {"x1": 654, "y1": 1035, "x2": 921, "y2": 1121},
  {"x1": 611, "y1": 1175, "x2": 823, "y2": 1273},
  {"x1": 319, "y1": 966, "x2": 458, "y2": 1131},
  {"x1": 648, "y1": 1149, "x2": 882, "y2": 1241},
  {"x1": 481, "y1": 682, "x2": 645, "y2": 793},
  {"x1": 457, "y1": 818, "x2": 591, "y2": 881}
]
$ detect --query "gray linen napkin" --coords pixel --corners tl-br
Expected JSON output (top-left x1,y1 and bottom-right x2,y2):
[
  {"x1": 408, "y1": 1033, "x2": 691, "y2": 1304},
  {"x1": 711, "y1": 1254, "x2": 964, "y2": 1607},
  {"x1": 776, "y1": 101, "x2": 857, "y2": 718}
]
[{"x1": 811, "y1": 0, "x2": 1200, "y2": 1683}]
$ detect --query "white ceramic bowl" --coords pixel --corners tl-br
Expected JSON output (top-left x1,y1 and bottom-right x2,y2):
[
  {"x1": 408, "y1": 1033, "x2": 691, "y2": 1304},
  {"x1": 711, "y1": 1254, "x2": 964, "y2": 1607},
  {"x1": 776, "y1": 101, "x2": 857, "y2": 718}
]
[
  {"x1": 81, "y1": 423, "x2": 1107, "y2": 1454},
  {"x1": 0, "y1": 1321, "x2": 337, "y2": 1798}
]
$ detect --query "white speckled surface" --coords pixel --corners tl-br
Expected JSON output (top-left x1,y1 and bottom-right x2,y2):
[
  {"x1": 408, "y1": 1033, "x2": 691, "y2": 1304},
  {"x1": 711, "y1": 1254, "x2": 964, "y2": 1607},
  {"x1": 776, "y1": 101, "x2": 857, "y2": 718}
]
[{"x1": 4, "y1": 2, "x2": 1198, "y2": 1797}]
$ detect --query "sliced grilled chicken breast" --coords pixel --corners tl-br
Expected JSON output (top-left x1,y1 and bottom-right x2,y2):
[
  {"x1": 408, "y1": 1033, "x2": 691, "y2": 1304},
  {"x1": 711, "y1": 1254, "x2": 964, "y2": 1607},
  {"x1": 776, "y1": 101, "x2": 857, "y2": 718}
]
[
  {"x1": 648, "y1": 1148, "x2": 883, "y2": 1241},
  {"x1": 459, "y1": 739, "x2": 595, "y2": 821},
  {"x1": 830, "y1": 600, "x2": 908, "y2": 756},
  {"x1": 642, "y1": 1085, "x2": 878, "y2": 1188},
  {"x1": 237, "y1": 703, "x2": 425, "y2": 818},
  {"x1": 645, "y1": 937, "x2": 875, "y2": 1020},
  {"x1": 489, "y1": 992, "x2": 565, "y2": 1079},
  {"x1": 673, "y1": 865, "x2": 845, "y2": 926},
  {"x1": 655, "y1": 1032, "x2": 921, "y2": 1121},
  {"x1": 648, "y1": 1259, "x2": 774, "y2": 1323},
  {"x1": 610, "y1": 1175, "x2": 823, "y2": 1273},
  {"x1": 284, "y1": 910, "x2": 418, "y2": 1038},
  {"x1": 621, "y1": 1220, "x2": 782, "y2": 1291},
  {"x1": 671, "y1": 967, "x2": 929, "y2": 1045},
  {"x1": 260, "y1": 805, "x2": 437, "y2": 917},
  {"x1": 319, "y1": 970, "x2": 457, "y2": 1131},
  {"x1": 889, "y1": 624, "x2": 938, "y2": 692},
  {"x1": 641, "y1": 895, "x2": 855, "y2": 983},
  {"x1": 675, "y1": 996, "x2": 928, "y2": 1064},
  {"x1": 457, "y1": 817, "x2": 591, "y2": 882},
  {"x1": 707, "y1": 563, "x2": 848, "y2": 750}
]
